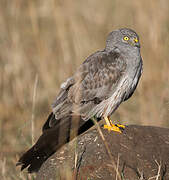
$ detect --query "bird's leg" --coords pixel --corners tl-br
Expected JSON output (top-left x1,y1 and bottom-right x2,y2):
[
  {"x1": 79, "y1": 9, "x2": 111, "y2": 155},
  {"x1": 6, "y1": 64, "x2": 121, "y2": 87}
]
[{"x1": 103, "y1": 116, "x2": 125, "y2": 133}]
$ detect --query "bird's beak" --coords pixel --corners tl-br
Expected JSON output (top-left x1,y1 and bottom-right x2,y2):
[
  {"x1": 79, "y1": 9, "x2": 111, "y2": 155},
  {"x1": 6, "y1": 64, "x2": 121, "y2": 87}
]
[
  {"x1": 129, "y1": 38, "x2": 140, "y2": 48},
  {"x1": 134, "y1": 38, "x2": 138, "y2": 43},
  {"x1": 133, "y1": 38, "x2": 140, "y2": 48}
]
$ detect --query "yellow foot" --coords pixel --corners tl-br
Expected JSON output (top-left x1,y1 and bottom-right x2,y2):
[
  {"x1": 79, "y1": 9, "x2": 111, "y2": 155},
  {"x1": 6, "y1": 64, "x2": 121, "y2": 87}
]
[
  {"x1": 115, "y1": 124, "x2": 125, "y2": 129},
  {"x1": 104, "y1": 123, "x2": 125, "y2": 133}
]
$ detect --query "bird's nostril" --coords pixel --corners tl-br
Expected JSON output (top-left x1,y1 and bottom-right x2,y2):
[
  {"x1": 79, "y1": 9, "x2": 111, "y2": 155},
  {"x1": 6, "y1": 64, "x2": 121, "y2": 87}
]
[{"x1": 134, "y1": 38, "x2": 138, "y2": 43}]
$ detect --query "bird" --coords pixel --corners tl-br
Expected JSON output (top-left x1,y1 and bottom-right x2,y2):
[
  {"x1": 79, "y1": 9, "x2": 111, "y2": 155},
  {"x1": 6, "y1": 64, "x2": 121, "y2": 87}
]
[{"x1": 16, "y1": 28, "x2": 143, "y2": 173}]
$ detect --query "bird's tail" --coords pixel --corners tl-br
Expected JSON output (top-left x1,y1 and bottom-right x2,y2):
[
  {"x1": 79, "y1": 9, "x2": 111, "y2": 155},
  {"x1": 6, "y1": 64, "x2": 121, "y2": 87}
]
[{"x1": 16, "y1": 113, "x2": 96, "y2": 173}]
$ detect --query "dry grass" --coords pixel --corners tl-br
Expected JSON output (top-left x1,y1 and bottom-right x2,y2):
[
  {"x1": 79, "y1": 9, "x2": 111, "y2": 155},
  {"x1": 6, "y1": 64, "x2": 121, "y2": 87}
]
[{"x1": 0, "y1": 0, "x2": 169, "y2": 179}]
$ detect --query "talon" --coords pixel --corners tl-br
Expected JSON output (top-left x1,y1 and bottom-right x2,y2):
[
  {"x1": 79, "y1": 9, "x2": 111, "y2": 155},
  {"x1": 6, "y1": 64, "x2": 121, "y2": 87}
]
[
  {"x1": 104, "y1": 124, "x2": 122, "y2": 133},
  {"x1": 115, "y1": 124, "x2": 125, "y2": 129},
  {"x1": 103, "y1": 116, "x2": 125, "y2": 133}
]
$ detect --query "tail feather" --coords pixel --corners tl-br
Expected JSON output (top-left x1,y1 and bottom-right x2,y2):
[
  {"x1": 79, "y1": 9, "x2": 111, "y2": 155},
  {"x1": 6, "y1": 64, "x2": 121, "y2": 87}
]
[
  {"x1": 42, "y1": 112, "x2": 55, "y2": 132},
  {"x1": 17, "y1": 113, "x2": 99, "y2": 173},
  {"x1": 17, "y1": 125, "x2": 63, "y2": 173}
]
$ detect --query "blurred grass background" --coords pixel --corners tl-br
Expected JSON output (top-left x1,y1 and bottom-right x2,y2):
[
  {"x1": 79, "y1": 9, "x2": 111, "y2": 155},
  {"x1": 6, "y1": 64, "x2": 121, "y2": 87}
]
[{"x1": 0, "y1": 0, "x2": 169, "y2": 179}]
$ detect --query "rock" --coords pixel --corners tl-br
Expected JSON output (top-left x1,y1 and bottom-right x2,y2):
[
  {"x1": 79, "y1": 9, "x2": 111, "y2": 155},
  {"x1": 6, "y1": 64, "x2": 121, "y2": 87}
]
[{"x1": 36, "y1": 125, "x2": 169, "y2": 180}]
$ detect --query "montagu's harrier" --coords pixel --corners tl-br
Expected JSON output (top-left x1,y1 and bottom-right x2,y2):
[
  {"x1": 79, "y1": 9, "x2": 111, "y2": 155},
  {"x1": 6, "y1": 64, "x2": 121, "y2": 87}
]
[{"x1": 17, "y1": 28, "x2": 143, "y2": 173}]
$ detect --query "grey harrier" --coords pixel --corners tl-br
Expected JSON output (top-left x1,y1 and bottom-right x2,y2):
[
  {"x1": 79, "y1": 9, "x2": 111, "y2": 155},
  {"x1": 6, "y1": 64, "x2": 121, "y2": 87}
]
[{"x1": 17, "y1": 28, "x2": 143, "y2": 173}]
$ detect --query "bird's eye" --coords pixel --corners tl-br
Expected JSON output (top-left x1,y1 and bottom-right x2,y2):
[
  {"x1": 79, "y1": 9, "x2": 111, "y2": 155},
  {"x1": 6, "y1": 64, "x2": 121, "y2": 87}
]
[{"x1": 123, "y1": 36, "x2": 129, "y2": 41}]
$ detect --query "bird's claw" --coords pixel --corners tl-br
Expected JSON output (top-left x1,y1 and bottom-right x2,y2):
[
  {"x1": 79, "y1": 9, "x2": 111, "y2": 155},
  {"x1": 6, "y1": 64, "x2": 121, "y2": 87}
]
[{"x1": 104, "y1": 123, "x2": 125, "y2": 133}]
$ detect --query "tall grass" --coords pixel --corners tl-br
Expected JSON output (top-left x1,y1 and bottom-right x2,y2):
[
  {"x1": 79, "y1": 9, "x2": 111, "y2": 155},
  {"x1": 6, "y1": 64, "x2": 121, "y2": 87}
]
[{"x1": 0, "y1": 0, "x2": 169, "y2": 179}]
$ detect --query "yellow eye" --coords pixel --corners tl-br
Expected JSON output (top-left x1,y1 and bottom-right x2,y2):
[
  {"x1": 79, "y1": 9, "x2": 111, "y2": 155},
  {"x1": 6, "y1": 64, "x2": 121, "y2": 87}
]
[{"x1": 123, "y1": 36, "x2": 129, "y2": 41}]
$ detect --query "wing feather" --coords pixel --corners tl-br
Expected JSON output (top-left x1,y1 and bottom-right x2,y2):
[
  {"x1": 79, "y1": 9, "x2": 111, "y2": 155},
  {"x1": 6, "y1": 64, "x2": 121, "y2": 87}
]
[
  {"x1": 68, "y1": 50, "x2": 126, "y2": 104},
  {"x1": 52, "y1": 50, "x2": 126, "y2": 121}
]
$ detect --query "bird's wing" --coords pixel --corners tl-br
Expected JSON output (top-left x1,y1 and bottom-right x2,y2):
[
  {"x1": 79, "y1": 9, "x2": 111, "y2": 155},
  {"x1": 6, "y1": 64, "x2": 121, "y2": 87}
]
[
  {"x1": 68, "y1": 50, "x2": 126, "y2": 104},
  {"x1": 51, "y1": 50, "x2": 126, "y2": 123},
  {"x1": 16, "y1": 50, "x2": 127, "y2": 173}
]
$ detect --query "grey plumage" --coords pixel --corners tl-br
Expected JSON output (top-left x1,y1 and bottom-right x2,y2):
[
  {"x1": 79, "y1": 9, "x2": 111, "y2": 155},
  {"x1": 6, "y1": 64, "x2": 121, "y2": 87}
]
[
  {"x1": 17, "y1": 28, "x2": 143, "y2": 173},
  {"x1": 51, "y1": 28, "x2": 143, "y2": 125}
]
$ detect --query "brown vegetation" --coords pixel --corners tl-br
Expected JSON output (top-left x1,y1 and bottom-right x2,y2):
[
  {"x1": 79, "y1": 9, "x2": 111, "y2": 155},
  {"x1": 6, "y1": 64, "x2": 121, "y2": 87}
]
[{"x1": 0, "y1": 0, "x2": 169, "y2": 179}]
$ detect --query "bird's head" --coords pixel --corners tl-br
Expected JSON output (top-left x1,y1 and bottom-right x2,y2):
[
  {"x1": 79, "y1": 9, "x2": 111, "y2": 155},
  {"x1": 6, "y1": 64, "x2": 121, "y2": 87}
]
[{"x1": 105, "y1": 28, "x2": 140, "y2": 52}]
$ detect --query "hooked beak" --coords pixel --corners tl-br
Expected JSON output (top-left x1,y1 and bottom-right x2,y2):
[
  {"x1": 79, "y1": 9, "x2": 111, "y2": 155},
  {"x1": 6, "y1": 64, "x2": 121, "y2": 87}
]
[
  {"x1": 129, "y1": 38, "x2": 140, "y2": 48},
  {"x1": 133, "y1": 38, "x2": 140, "y2": 48},
  {"x1": 134, "y1": 38, "x2": 138, "y2": 43}
]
